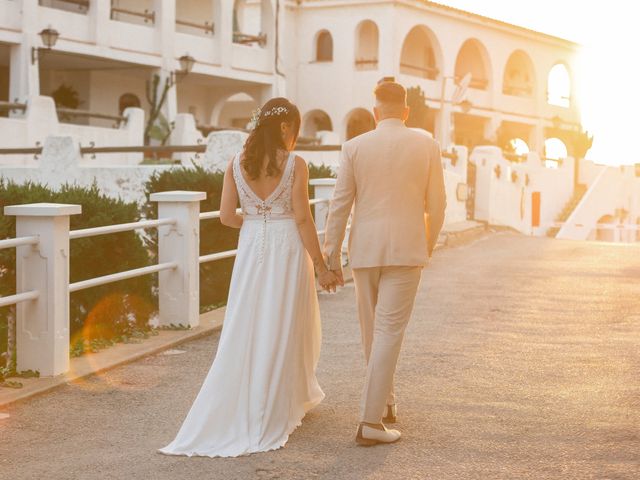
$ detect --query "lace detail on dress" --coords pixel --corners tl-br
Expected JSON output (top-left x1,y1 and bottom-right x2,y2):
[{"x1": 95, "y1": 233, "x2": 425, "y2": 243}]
[
  {"x1": 232, "y1": 152, "x2": 296, "y2": 263},
  {"x1": 232, "y1": 152, "x2": 295, "y2": 220}
]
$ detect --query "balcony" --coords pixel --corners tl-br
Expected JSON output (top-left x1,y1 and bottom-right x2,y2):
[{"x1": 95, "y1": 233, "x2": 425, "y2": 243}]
[{"x1": 39, "y1": 0, "x2": 89, "y2": 14}]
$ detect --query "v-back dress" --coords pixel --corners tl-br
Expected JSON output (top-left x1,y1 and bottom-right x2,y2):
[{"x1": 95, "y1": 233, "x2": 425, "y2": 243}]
[{"x1": 158, "y1": 151, "x2": 324, "y2": 458}]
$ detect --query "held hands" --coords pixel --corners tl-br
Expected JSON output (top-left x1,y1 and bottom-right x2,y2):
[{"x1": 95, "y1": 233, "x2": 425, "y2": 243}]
[{"x1": 318, "y1": 269, "x2": 339, "y2": 293}]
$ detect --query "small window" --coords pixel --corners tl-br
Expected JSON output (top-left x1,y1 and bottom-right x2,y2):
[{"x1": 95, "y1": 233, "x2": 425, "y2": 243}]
[{"x1": 315, "y1": 31, "x2": 333, "y2": 62}]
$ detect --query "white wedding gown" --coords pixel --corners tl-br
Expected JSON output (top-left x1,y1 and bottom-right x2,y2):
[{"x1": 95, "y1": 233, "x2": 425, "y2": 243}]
[{"x1": 159, "y1": 152, "x2": 324, "y2": 458}]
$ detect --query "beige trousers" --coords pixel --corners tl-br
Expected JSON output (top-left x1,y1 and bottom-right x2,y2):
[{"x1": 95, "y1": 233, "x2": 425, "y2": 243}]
[{"x1": 352, "y1": 266, "x2": 422, "y2": 424}]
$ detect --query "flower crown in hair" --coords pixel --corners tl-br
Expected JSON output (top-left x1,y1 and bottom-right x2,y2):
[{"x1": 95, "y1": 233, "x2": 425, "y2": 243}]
[{"x1": 248, "y1": 105, "x2": 290, "y2": 130}]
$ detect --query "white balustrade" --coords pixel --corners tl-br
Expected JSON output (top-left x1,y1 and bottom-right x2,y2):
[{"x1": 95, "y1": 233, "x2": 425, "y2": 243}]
[
  {"x1": 309, "y1": 179, "x2": 336, "y2": 234},
  {"x1": 151, "y1": 191, "x2": 207, "y2": 329},
  {"x1": 4, "y1": 203, "x2": 82, "y2": 376},
  {"x1": 1, "y1": 182, "x2": 337, "y2": 376}
]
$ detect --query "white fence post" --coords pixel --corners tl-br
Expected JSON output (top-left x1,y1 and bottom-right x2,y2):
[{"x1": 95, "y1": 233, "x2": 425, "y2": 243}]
[
  {"x1": 309, "y1": 178, "x2": 336, "y2": 232},
  {"x1": 4, "y1": 203, "x2": 81, "y2": 376},
  {"x1": 151, "y1": 191, "x2": 206, "y2": 328}
]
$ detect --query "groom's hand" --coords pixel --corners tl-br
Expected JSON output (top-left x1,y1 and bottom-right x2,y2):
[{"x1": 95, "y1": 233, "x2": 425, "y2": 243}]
[{"x1": 331, "y1": 269, "x2": 345, "y2": 287}]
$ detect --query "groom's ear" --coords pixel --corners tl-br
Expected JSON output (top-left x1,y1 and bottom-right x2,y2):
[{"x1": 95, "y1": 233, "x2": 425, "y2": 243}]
[
  {"x1": 373, "y1": 106, "x2": 381, "y2": 122},
  {"x1": 402, "y1": 106, "x2": 410, "y2": 122}
]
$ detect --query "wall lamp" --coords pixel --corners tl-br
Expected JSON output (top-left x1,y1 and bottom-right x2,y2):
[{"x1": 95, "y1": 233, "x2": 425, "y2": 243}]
[
  {"x1": 31, "y1": 27, "x2": 60, "y2": 65},
  {"x1": 169, "y1": 54, "x2": 196, "y2": 86}
]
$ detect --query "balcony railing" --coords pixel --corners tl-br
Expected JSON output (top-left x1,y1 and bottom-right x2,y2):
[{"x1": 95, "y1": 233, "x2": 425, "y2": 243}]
[
  {"x1": 39, "y1": 0, "x2": 89, "y2": 13},
  {"x1": 176, "y1": 19, "x2": 214, "y2": 35},
  {"x1": 454, "y1": 75, "x2": 489, "y2": 90},
  {"x1": 355, "y1": 58, "x2": 378, "y2": 70},
  {"x1": 110, "y1": 5, "x2": 156, "y2": 25},
  {"x1": 399, "y1": 63, "x2": 439, "y2": 80},
  {"x1": 503, "y1": 83, "x2": 534, "y2": 97},
  {"x1": 1, "y1": 176, "x2": 338, "y2": 377},
  {"x1": 233, "y1": 31, "x2": 267, "y2": 47}
]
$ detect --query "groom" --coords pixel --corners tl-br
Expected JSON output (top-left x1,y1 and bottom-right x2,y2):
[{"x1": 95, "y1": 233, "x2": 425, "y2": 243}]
[{"x1": 323, "y1": 79, "x2": 446, "y2": 445}]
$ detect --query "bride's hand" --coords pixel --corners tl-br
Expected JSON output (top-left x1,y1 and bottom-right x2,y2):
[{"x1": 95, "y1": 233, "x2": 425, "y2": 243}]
[{"x1": 318, "y1": 270, "x2": 337, "y2": 293}]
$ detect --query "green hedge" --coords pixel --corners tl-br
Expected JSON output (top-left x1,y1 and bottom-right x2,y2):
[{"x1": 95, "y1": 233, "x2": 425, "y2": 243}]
[
  {"x1": 142, "y1": 162, "x2": 335, "y2": 310},
  {"x1": 142, "y1": 164, "x2": 239, "y2": 309},
  {"x1": 0, "y1": 161, "x2": 335, "y2": 360},
  {"x1": 0, "y1": 180, "x2": 154, "y2": 360}
]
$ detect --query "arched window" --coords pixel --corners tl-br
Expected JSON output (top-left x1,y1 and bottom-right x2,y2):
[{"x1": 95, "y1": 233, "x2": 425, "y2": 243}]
[
  {"x1": 233, "y1": 0, "x2": 270, "y2": 47},
  {"x1": 503, "y1": 50, "x2": 535, "y2": 97},
  {"x1": 509, "y1": 138, "x2": 530, "y2": 157},
  {"x1": 302, "y1": 110, "x2": 333, "y2": 138},
  {"x1": 315, "y1": 30, "x2": 333, "y2": 62},
  {"x1": 400, "y1": 25, "x2": 440, "y2": 80},
  {"x1": 355, "y1": 20, "x2": 379, "y2": 70},
  {"x1": 455, "y1": 39, "x2": 490, "y2": 90},
  {"x1": 345, "y1": 108, "x2": 375, "y2": 140},
  {"x1": 544, "y1": 137, "x2": 568, "y2": 168},
  {"x1": 547, "y1": 63, "x2": 571, "y2": 107},
  {"x1": 119, "y1": 93, "x2": 141, "y2": 115}
]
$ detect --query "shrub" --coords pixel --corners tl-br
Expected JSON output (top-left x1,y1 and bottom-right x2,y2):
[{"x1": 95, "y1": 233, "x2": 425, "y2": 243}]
[
  {"x1": 142, "y1": 161, "x2": 336, "y2": 310},
  {"x1": 142, "y1": 164, "x2": 238, "y2": 310},
  {"x1": 0, "y1": 180, "x2": 154, "y2": 359}
]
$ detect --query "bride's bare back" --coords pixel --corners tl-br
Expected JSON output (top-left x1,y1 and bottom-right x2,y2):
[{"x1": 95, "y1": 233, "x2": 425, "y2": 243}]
[{"x1": 240, "y1": 150, "x2": 289, "y2": 202}]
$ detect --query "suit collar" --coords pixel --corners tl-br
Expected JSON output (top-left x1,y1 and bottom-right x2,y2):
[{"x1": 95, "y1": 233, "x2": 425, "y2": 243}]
[{"x1": 376, "y1": 118, "x2": 406, "y2": 129}]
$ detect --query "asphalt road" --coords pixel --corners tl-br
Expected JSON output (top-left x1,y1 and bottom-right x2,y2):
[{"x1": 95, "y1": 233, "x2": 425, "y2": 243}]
[{"x1": 1, "y1": 233, "x2": 639, "y2": 480}]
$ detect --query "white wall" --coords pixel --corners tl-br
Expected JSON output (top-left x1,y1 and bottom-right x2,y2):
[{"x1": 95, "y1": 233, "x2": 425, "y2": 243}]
[{"x1": 0, "y1": 96, "x2": 145, "y2": 166}]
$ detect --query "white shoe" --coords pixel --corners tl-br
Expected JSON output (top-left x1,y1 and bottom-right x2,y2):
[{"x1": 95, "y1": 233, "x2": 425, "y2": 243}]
[{"x1": 356, "y1": 423, "x2": 401, "y2": 446}]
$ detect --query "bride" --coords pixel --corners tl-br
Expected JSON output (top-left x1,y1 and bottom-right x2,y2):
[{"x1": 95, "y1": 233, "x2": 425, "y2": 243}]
[{"x1": 158, "y1": 97, "x2": 337, "y2": 458}]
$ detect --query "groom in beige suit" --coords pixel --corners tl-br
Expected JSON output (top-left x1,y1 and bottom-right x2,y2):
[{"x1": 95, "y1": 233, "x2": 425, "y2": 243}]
[{"x1": 323, "y1": 80, "x2": 446, "y2": 445}]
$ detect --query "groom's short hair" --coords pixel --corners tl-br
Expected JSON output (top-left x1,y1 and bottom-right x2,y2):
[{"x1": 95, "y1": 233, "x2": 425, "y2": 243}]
[{"x1": 374, "y1": 81, "x2": 407, "y2": 106}]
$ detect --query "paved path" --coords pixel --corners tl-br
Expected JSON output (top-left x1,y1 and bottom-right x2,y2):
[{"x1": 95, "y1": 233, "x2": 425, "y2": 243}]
[{"x1": 1, "y1": 233, "x2": 639, "y2": 480}]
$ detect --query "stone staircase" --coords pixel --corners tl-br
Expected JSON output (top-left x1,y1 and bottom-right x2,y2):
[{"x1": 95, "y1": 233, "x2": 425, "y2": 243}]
[{"x1": 547, "y1": 184, "x2": 588, "y2": 237}]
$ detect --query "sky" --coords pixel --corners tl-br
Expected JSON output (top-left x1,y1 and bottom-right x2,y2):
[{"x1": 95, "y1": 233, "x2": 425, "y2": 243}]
[{"x1": 436, "y1": 0, "x2": 640, "y2": 165}]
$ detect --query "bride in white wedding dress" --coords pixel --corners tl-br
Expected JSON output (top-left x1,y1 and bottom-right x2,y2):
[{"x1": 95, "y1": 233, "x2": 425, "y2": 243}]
[{"x1": 158, "y1": 98, "x2": 337, "y2": 458}]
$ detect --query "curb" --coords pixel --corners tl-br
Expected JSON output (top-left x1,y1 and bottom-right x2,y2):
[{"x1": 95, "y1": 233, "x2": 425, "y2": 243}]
[{"x1": 0, "y1": 308, "x2": 225, "y2": 408}]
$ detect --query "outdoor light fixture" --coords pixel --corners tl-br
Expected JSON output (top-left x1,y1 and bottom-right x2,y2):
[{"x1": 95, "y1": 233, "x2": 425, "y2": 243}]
[
  {"x1": 178, "y1": 54, "x2": 196, "y2": 74},
  {"x1": 169, "y1": 54, "x2": 196, "y2": 86},
  {"x1": 31, "y1": 27, "x2": 60, "y2": 64}
]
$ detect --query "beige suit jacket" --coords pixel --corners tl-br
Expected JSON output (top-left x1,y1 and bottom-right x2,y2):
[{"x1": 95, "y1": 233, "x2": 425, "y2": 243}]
[{"x1": 323, "y1": 118, "x2": 447, "y2": 270}]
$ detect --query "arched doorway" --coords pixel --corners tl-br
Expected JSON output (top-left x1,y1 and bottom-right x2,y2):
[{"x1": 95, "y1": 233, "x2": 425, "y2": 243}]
[
  {"x1": 547, "y1": 63, "x2": 571, "y2": 108},
  {"x1": 399, "y1": 25, "x2": 441, "y2": 80},
  {"x1": 302, "y1": 109, "x2": 333, "y2": 138},
  {"x1": 355, "y1": 20, "x2": 379, "y2": 70},
  {"x1": 509, "y1": 138, "x2": 530, "y2": 157},
  {"x1": 345, "y1": 108, "x2": 375, "y2": 140},
  {"x1": 503, "y1": 50, "x2": 536, "y2": 97},
  {"x1": 213, "y1": 92, "x2": 259, "y2": 129},
  {"x1": 454, "y1": 39, "x2": 491, "y2": 90},
  {"x1": 544, "y1": 137, "x2": 568, "y2": 168},
  {"x1": 118, "y1": 93, "x2": 141, "y2": 115}
]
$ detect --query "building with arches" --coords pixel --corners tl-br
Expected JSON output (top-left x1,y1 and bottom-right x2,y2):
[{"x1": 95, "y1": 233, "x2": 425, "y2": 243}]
[
  {"x1": 285, "y1": 0, "x2": 582, "y2": 157},
  {"x1": 0, "y1": 0, "x2": 581, "y2": 159}
]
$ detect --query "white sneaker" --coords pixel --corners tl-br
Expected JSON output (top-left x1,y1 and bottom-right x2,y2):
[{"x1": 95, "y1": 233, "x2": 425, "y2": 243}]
[{"x1": 355, "y1": 423, "x2": 401, "y2": 446}]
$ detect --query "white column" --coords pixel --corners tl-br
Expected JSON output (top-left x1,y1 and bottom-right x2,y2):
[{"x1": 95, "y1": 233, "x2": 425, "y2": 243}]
[
  {"x1": 4, "y1": 203, "x2": 82, "y2": 376},
  {"x1": 9, "y1": 1, "x2": 40, "y2": 104},
  {"x1": 309, "y1": 178, "x2": 336, "y2": 232},
  {"x1": 218, "y1": 0, "x2": 234, "y2": 68},
  {"x1": 151, "y1": 191, "x2": 206, "y2": 328},
  {"x1": 90, "y1": 0, "x2": 112, "y2": 47},
  {"x1": 154, "y1": 0, "x2": 178, "y2": 123}
]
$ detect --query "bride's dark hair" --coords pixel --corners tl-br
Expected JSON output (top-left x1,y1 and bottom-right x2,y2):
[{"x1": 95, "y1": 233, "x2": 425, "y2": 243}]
[{"x1": 241, "y1": 97, "x2": 300, "y2": 180}]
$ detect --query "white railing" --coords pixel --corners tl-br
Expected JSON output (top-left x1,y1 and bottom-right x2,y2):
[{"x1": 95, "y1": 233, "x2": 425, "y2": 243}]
[{"x1": 0, "y1": 180, "x2": 338, "y2": 377}]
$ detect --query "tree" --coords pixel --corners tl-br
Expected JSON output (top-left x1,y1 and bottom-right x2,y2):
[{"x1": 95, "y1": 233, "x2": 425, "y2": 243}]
[{"x1": 406, "y1": 86, "x2": 430, "y2": 131}]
